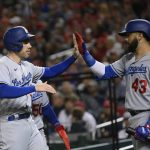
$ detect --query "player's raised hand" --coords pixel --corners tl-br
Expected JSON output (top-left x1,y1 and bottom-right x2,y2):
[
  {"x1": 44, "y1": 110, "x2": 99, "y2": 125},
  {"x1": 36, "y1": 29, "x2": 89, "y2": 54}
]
[
  {"x1": 35, "y1": 81, "x2": 56, "y2": 94},
  {"x1": 74, "y1": 32, "x2": 87, "y2": 55},
  {"x1": 73, "y1": 33, "x2": 80, "y2": 58}
]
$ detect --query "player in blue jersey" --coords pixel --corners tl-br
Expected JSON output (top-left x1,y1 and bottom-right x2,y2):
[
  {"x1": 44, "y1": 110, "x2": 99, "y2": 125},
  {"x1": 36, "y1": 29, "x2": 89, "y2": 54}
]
[{"x1": 74, "y1": 19, "x2": 150, "y2": 149}]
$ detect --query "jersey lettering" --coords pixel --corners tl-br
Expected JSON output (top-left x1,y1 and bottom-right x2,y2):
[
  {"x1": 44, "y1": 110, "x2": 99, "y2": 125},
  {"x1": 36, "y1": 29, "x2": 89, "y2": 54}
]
[
  {"x1": 32, "y1": 92, "x2": 43, "y2": 101},
  {"x1": 127, "y1": 64, "x2": 147, "y2": 74},
  {"x1": 12, "y1": 72, "x2": 32, "y2": 86}
]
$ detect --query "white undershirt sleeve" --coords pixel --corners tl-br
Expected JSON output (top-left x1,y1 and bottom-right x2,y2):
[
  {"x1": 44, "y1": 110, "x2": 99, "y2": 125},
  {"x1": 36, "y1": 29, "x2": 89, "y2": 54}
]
[{"x1": 90, "y1": 60, "x2": 105, "y2": 77}]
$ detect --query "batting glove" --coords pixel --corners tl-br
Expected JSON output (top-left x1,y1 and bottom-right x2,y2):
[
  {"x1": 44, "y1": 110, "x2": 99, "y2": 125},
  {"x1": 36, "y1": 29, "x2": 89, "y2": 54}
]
[
  {"x1": 55, "y1": 125, "x2": 70, "y2": 150},
  {"x1": 74, "y1": 32, "x2": 87, "y2": 55},
  {"x1": 135, "y1": 126, "x2": 150, "y2": 142}
]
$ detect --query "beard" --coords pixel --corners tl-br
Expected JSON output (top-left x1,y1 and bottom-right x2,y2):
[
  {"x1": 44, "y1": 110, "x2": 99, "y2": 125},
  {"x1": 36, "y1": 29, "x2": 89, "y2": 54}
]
[{"x1": 127, "y1": 38, "x2": 138, "y2": 53}]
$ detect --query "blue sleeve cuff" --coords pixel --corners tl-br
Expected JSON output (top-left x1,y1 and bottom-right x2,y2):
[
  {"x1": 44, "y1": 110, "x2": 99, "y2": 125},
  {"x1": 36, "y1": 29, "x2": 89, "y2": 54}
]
[
  {"x1": 82, "y1": 51, "x2": 96, "y2": 67},
  {"x1": 98, "y1": 65, "x2": 119, "y2": 80}
]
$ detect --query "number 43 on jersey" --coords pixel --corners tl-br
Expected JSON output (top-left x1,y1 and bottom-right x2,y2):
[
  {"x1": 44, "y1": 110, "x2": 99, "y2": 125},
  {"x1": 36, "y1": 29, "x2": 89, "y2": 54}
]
[{"x1": 132, "y1": 78, "x2": 147, "y2": 94}]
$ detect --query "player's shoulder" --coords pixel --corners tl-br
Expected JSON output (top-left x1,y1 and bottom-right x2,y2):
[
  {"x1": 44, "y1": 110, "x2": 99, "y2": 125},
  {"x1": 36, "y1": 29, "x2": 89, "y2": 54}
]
[
  {"x1": 31, "y1": 91, "x2": 43, "y2": 102},
  {"x1": 21, "y1": 60, "x2": 34, "y2": 67},
  {"x1": 22, "y1": 60, "x2": 31, "y2": 64},
  {"x1": 122, "y1": 52, "x2": 134, "y2": 61},
  {"x1": 0, "y1": 56, "x2": 8, "y2": 61},
  {"x1": 123, "y1": 52, "x2": 134, "y2": 58},
  {"x1": 0, "y1": 56, "x2": 9, "y2": 65}
]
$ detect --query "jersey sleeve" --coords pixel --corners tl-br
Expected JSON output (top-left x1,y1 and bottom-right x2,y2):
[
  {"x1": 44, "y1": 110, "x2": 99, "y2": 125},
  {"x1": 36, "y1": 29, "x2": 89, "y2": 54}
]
[
  {"x1": 30, "y1": 63, "x2": 45, "y2": 83},
  {"x1": 110, "y1": 55, "x2": 126, "y2": 77},
  {"x1": 0, "y1": 61, "x2": 11, "y2": 84},
  {"x1": 41, "y1": 92, "x2": 49, "y2": 107}
]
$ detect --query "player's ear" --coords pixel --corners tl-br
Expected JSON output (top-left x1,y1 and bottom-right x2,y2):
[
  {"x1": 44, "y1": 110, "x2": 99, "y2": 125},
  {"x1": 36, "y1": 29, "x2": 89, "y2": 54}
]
[{"x1": 137, "y1": 33, "x2": 143, "y2": 41}]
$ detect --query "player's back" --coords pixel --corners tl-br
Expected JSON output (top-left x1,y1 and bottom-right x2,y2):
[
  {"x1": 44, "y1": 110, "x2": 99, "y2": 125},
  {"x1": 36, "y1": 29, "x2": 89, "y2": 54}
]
[
  {"x1": 32, "y1": 91, "x2": 45, "y2": 129},
  {"x1": 31, "y1": 81, "x2": 49, "y2": 130}
]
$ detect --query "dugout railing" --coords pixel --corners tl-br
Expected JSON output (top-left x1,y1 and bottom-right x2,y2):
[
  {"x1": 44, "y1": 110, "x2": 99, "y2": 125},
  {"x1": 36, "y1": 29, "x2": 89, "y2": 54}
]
[{"x1": 48, "y1": 117, "x2": 133, "y2": 150}]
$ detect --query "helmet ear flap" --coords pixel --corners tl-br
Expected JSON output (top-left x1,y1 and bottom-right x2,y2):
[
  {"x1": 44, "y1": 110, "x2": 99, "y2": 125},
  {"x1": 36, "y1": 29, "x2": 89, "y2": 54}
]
[
  {"x1": 3, "y1": 39, "x2": 23, "y2": 52},
  {"x1": 11, "y1": 42, "x2": 23, "y2": 51}
]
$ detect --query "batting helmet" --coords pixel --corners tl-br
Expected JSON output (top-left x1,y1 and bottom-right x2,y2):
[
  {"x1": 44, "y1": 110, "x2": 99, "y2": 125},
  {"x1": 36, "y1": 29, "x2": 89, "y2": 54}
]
[
  {"x1": 3, "y1": 26, "x2": 35, "y2": 52},
  {"x1": 119, "y1": 19, "x2": 150, "y2": 39}
]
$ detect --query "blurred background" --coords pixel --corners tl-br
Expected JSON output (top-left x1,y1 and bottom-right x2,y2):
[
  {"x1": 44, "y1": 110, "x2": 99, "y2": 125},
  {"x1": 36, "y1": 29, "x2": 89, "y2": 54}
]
[{"x1": 0, "y1": 0, "x2": 150, "y2": 149}]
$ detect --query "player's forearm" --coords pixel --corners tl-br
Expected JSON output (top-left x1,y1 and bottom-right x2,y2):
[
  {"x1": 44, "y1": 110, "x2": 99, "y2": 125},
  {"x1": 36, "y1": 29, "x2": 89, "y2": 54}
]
[
  {"x1": 42, "y1": 103, "x2": 60, "y2": 126},
  {"x1": 0, "y1": 84, "x2": 35, "y2": 98},
  {"x1": 83, "y1": 51, "x2": 118, "y2": 79},
  {"x1": 42, "y1": 56, "x2": 76, "y2": 78}
]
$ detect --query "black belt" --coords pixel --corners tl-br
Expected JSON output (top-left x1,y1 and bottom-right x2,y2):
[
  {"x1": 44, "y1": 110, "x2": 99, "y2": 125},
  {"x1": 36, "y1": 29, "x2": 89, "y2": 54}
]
[
  {"x1": 38, "y1": 127, "x2": 44, "y2": 131},
  {"x1": 128, "y1": 109, "x2": 150, "y2": 116},
  {"x1": 8, "y1": 113, "x2": 31, "y2": 121}
]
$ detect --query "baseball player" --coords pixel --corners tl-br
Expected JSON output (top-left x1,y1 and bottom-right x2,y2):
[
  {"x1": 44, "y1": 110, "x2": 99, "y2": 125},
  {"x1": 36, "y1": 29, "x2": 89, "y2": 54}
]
[
  {"x1": 32, "y1": 80, "x2": 70, "y2": 150},
  {"x1": 0, "y1": 26, "x2": 78, "y2": 150},
  {"x1": 74, "y1": 19, "x2": 150, "y2": 150}
]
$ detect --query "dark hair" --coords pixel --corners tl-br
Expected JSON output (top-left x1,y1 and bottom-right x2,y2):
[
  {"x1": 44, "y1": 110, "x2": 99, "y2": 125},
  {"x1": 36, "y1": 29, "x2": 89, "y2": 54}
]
[
  {"x1": 72, "y1": 109, "x2": 84, "y2": 120},
  {"x1": 64, "y1": 94, "x2": 78, "y2": 103}
]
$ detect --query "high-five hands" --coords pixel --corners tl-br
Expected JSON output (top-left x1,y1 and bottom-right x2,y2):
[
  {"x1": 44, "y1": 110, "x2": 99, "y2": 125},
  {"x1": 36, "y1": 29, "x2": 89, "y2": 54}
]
[
  {"x1": 74, "y1": 32, "x2": 87, "y2": 55},
  {"x1": 72, "y1": 33, "x2": 80, "y2": 58}
]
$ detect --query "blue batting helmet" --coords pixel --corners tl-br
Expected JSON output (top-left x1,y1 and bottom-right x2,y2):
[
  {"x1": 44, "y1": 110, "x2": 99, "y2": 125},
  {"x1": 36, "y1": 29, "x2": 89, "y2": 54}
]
[
  {"x1": 119, "y1": 19, "x2": 150, "y2": 39},
  {"x1": 3, "y1": 26, "x2": 35, "y2": 52}
]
